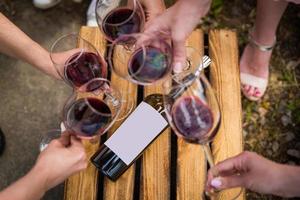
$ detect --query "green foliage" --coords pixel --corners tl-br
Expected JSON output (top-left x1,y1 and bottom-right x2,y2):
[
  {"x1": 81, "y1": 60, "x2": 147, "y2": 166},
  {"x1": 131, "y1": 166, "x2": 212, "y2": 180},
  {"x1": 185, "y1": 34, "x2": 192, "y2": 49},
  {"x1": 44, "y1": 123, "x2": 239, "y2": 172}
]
[
  {"x1": 280, "y1": 69, "x2": 296, "y2": 84},
  {"x1": 287, "y1": 99, "x2": 300, "y2": 125},
  {"x1": 211, "y1": 0, "x2": 224, "y2": 17}
]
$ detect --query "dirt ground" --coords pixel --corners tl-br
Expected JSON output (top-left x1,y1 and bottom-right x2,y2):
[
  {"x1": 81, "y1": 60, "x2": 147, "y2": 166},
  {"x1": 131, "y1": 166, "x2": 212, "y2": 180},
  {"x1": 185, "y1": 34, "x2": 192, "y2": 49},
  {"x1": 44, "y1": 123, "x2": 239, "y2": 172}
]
[{"x1": 0, "y1": 0, "x2": 299, "y2": 200}]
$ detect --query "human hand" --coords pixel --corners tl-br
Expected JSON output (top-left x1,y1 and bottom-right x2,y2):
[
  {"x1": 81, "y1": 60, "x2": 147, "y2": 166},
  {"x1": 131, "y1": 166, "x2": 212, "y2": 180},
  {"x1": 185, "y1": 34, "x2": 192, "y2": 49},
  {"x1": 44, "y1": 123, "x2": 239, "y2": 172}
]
[
  {"x1": 139, "y1": 0, "x2": 211, "y2": 73},
  {"x1": 139, "y1": 0, "x2": 166, "y2": 21},
  {"x1": 33, "y1": 133, "x2": 87, "y2": 190},
  {"x1": 205, "y1": 151, "x2": 293, "y2": 197}
]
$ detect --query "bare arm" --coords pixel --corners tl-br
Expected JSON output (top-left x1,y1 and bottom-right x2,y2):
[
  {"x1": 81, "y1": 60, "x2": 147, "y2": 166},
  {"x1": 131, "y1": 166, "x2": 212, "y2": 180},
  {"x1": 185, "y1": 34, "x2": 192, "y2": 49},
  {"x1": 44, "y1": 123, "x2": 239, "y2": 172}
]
[
  {"x1": 206, "y1": 151, "x2": 300, "y2": 198},
  {"x1": 139, "y1": 0, "x2": 166, "y2": 20},
  {"x1": 0, "y1": 135, "x2": 87, "y2": 200},
  {"x1": 0, "y1": 165, "x2": 48, "y2": 200},
  {"x1": 0, "y1": 13, "x2": 59, "y2": 78},
  {"x1": 276, "y1": 164, "x2": 300, "y2": 197}
]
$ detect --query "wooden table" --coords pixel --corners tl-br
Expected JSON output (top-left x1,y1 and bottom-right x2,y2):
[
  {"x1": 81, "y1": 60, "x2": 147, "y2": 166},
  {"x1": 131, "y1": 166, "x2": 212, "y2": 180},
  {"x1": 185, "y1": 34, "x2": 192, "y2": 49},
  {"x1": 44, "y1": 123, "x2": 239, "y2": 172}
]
[{"x1": 64, "y1": 27, "x2": 245, "y2": 200}]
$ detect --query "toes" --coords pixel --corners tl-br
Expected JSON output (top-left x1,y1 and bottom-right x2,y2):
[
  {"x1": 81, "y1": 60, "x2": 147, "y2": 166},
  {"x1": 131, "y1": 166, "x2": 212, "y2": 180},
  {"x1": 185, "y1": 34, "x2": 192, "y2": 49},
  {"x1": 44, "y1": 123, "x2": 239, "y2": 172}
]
[
  {"x1": 243, "y1": 84, "x2": 250, "y2": 92},
  {"x1": 242, "y1": 84, "x2": 264, "y2": 99},
  {"x1": 253, "y1": 88, "x2": 262, "y2": 97},
  {"x1": 247, "y1": 86, "x2": 255, "y2": 96}
]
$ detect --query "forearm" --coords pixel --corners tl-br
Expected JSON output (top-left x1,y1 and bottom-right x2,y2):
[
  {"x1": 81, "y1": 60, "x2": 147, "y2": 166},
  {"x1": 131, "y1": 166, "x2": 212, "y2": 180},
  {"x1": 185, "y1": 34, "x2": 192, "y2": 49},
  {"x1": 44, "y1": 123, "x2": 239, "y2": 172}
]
[
  {"x1": 140, "y1": 0, "x2": 166, "y2": 13},
  {"x1": 0, "y1": 13, "x2": 58, "y2": 78},
  {"x1": 0, "y1": 164, "x2": 47, "y2": 200},
  {"x1": 276, "y1": 164, "x2": 300, "y2": 197},
  {"x1": 176, "y1": 0, "x2": 211, "y2": 17}
]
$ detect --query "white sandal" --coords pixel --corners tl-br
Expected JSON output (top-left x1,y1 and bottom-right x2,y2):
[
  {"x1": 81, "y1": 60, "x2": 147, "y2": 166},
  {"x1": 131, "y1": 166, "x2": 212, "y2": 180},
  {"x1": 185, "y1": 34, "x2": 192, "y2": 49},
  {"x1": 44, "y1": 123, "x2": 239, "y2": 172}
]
[{"x1": 240, "y1": 33, "x2": 276, "y2": 101}]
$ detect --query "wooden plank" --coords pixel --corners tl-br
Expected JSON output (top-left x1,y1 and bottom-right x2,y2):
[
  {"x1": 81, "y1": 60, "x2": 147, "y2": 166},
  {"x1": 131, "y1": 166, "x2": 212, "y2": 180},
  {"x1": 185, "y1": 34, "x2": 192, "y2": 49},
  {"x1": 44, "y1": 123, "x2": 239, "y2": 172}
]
[
  {"x1": 103, "y1": 43, "x2": 138, "y2": 200},
  {"x1": 64, "y1": 27, "x2": 106, "y2": 200},
  {"x1": 208, "y1": 30, "x2": 245, "y2": 200},
  {"x1": 176, "y1": 29, "x2": 207, "y2": 200},
  {"x1": 140, "y1": 86, "x2": 171, "y2": 200}
]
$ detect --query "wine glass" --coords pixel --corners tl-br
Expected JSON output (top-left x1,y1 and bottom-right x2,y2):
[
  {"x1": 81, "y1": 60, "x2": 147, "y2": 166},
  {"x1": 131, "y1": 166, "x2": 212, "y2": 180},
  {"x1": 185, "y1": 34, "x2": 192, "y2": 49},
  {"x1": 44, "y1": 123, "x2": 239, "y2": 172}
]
[
  {"x1": 62, "y1": 78, "x2": 121, "y2": 139},
  {"x1": 50, "y1": 33, "x2": 108, "y2": 89},
  {"x1": 39, "y1": 78, "x2": 121, "y2": 151},
  {"x1": 163, "y1": 69, "x2": 242, "y2": 199},
  {"x1": 108, "y1": 33, "x2": 172, "y2": 85},
  {"x1": 96, "y1": 0, "x2": 145, "y2": 42}
]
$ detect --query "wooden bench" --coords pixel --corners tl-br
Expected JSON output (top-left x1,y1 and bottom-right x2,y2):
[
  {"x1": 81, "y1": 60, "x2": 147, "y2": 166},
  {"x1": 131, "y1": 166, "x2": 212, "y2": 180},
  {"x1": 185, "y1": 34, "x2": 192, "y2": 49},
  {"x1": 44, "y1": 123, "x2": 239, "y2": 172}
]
[{"x1": 64, "y1": 27, "x2": 244, "y2": 200}]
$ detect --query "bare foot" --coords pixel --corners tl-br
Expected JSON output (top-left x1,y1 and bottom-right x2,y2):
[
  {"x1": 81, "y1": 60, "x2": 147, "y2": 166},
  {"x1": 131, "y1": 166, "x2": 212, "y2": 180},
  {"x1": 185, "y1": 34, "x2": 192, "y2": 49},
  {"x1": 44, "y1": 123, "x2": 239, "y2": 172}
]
[{"x1": 240, "y1": 42, "x2": 273, "y2": 99}]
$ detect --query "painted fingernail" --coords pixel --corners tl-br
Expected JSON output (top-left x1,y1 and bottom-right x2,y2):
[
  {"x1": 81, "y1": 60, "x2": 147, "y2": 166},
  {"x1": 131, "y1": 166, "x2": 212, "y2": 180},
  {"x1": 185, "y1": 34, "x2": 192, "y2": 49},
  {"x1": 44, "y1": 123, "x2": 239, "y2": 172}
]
[
  {"x1": 211, "y1": 178, "x2": 222, "y2": 188},
  {"x1": 173, "y1": 62, "x2": 183, "y2": 73}
]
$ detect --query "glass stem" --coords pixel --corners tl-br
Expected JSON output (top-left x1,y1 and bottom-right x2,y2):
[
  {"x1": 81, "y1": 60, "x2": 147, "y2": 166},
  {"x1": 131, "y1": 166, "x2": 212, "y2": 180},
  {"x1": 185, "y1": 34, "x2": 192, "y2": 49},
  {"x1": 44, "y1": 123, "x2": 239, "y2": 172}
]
[{"x1": 202, "y1": 143, "x2": 215, "y2": 167}]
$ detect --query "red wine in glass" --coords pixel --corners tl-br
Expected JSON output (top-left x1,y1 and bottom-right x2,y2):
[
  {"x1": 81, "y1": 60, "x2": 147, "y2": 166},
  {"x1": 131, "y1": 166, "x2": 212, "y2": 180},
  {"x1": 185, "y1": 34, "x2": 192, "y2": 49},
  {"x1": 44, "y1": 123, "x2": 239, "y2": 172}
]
[
  {"x1": 65, "y1": 52, "x2": 107, "y2": 88},
  {"x1": 102, "y1": 8, "x2": 141, "y2": 41},
  {"x1": 66, "y1": 97, "x2": 112, "y2": 138},
  {"x1": 128, "y1": 47, "x2": 171, "y2": 84},
  {"x1": 172, "y1": 95, "x2": 214, "y2": 143}
]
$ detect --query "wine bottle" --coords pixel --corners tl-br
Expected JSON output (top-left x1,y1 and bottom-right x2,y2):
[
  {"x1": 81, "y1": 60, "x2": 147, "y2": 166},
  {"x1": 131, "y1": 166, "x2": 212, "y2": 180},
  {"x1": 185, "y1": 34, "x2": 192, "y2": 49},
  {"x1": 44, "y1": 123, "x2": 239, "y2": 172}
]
[{"x1": 91, "y1": 94, "x2": 168, "y2": 181}]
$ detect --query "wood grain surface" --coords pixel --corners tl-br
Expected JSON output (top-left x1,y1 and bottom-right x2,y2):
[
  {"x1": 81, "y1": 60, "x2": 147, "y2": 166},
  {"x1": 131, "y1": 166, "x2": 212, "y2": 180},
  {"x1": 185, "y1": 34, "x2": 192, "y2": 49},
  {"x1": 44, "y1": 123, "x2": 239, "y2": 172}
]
[
  {"x1": 208, "y1": 29, "x2": 245, "y2": 200},
  {"x1": 176, "y1": 29, "x2": 207, "y2": 200},
  {"x1": 64, "y1": 27, "x2": 106, "y2": 200},
  {"x1": 103, "y1": 42, "x2": 138, "y2": 200}
]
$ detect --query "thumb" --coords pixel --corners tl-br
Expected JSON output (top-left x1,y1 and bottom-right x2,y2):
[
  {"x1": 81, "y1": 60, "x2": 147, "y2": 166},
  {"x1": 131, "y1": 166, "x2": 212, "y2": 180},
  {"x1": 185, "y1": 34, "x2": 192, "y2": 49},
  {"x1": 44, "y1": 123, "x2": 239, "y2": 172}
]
[
  {"x1": 172, "y1": 38, "x2": 186, "y2": 73},
  {"x1": 210, "y1": 175, "x2": 247, "y2": 190}
]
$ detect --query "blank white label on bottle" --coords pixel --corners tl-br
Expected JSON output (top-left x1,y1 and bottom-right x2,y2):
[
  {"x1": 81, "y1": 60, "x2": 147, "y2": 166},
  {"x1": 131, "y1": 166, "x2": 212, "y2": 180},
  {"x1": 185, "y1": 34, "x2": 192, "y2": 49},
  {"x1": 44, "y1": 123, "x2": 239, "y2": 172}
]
[{"x1": 105, "y1": 102, "x2": 168, "y2": 165}]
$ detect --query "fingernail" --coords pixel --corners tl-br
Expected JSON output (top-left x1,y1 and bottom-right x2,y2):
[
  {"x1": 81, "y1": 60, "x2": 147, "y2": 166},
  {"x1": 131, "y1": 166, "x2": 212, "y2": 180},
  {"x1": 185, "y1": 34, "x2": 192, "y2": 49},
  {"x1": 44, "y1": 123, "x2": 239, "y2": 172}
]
[
  {"x1": 211, "y1": 178, "x2": 222, "y2": 188},
  {"x1": 173, "y1": 62, "x2": 183, "y2": 73}
]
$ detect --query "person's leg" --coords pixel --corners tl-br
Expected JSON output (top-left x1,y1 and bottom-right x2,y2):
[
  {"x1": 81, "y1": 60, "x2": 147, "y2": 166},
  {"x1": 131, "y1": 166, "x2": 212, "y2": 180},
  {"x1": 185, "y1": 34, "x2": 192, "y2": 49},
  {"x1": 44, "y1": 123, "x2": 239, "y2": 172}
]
[
  {"x1": 240, "y1": 0, "x2": 288, "y2": 100},
  {"x1": 0, "y1": 128, "x2": 5, "y2": 156}
]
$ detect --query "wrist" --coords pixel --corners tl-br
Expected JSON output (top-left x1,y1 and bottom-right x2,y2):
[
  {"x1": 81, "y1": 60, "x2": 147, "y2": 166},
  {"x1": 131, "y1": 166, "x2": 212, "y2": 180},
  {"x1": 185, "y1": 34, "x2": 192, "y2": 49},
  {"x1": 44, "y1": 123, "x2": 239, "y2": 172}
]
[
  {"x1": 177, "y1": 0, "x2": 211, "y2": 16},
  {"x1": 28, "y1": 42, "x2": 59, "y2": 79},
  {"x1": 31, "y1": 161, "x2": 49, "y2": 193}
]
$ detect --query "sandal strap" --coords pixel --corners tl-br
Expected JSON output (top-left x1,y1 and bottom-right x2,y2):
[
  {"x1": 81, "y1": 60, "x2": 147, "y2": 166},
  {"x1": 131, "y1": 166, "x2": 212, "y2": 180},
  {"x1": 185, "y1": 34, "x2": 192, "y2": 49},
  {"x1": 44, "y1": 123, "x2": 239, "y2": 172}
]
[
  {"x1": 240, "y1": 73, "x2": 268, "y2": 89},
  {"x1": 249, "y1": 33, "x2": 276, "y2": 52}
]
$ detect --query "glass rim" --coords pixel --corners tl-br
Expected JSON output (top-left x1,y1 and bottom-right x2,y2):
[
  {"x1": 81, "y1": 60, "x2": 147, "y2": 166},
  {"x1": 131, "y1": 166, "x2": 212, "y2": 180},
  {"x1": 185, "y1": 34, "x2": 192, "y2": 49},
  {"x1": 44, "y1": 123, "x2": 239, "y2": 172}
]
[
  {"x1": 63, "y1": 78, "x2": 122, "y2": 138},
  {"x1": 96, "y1": 0, "x2": 141, "y2": 27},
  {"x1": 65, "y1": 77, "x2": 121, "y2": 121},
  {"x1": 163, "y1": 74, "x2": 222, "y2": 145},
  {"x1": 108, "y1": 33, "x2": 173, "y2": 85},
  {"x1": 50, "y1": 33, "x2": 101, "y2": 66}
]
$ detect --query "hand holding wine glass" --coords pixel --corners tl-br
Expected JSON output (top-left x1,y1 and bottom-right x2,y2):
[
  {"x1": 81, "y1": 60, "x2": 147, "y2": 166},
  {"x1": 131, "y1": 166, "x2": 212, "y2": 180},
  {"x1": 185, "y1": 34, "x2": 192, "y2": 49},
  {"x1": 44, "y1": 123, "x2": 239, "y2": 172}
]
[
  {"x1": 140, "y1": 0, "x2": 211, "y2": 73},
  {"x1": 206, "y1": 151, "x2": 300, "y2": 198},
  {"x1": 36, "y1": 134, "x2": 87, "y2": 190},
  {"x1": 163, "y1": 60, "x2": 242, "y2": 199},
  {"x1": 96, "y1": 0, "x2": 145, "y2": 42},
  {"x1": 50, "y1": 33, "x2": 108, "y2": 89},
  {"x1": 40, "y1": 78, "x2": 122, "y2": 151}
]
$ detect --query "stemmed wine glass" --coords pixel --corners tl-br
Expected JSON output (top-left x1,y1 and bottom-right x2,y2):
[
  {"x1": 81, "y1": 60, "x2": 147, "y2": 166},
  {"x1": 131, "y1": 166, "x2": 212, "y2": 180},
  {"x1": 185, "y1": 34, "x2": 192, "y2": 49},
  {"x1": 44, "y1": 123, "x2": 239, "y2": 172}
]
[
  {"x1": 108, "y1": 33, "x2": 203, "y2": 86},
  {"x1": 39, "y1": 78, "x2": 121, "y2": 151},
  {"x1": 96, "y1": 0, "x2": 145, "y2": 42},
  {"x1": 63, "y1": 78, "x2": 121, "y2": 139},
  {"x1": 108, "y1": 33, "x2": 172, "y2": 85},
  {"x1": 50, "y1": 33, "x2": 108, "y2": 89},
  {"x1": 163, "y1": 68, "x2": 242, "y2": 199}
]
